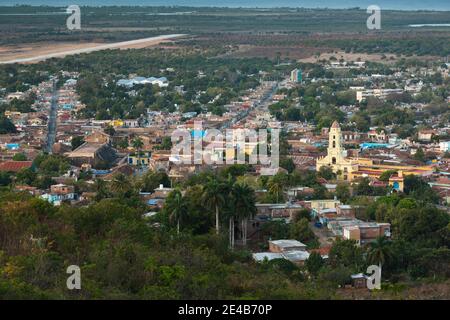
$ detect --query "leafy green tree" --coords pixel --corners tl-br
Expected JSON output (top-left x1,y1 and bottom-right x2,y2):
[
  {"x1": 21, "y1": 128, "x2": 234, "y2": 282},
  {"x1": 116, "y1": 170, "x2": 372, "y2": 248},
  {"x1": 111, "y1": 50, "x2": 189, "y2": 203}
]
[
  {"x1": 33, "y1": 154, "x2": 69, "y2": 175},
  {"x1": 328, "y1": 239, "x2": 363, "y2": 271},
  {"x1": 261, "y1": 220, "x2": 290, "y2": 241},
  {"x1": 404, "y1": 175, "x2": 439, "y2": 203},
  {"x1": 0, "y1": 172, "x2": 12, "y2": 186},
  {"x1": 289, "y1": 218, "x2": 316, "y2": 245},
  {"x1": 0, "y1": 117, "x2": 17, "y2": 134},
  {"x1": 220, "y1": 164, "x2": 250, "y2": 179},
  {"x1": 156, "y1": 137, "x2": 172, "y2": 150},
  {"x1": 312, "y1": 184, "x2": 329, "y2": 200},
  {"x1": 15, "y1": 168, "x2": 36, "y2": 185},
  {"x1": 306, "y1": 251, "x2": 324, "y2": 276},
  {"x1": 71, "y1": 136, "x2": 85, "y2": 151},
  {"x1": 266, "y1": 258, "x2": 299, "y2": 277},
  {"x1": 12, "y1": 153, "x2": 27, "y2": 161},
  {"x1": 395, "y1": 206, "x2": 449, "y2": 247},
  {"x1": 117, "y1": 138, "x2": 129, "y2": 149},
  {"x1": 32, "y1": 175, "x2": 53, "y2": 190},
  {"x1": 413, "y1": 147, "x2": 426, "y2": 163},
  {"x1": 280, "y1": 157, "x2": 295, "y2": 173},
  {"x1": 318, "y1": 166, "x2": 335, "y2": 181},
  {"x1": 353, "y1": 177, "x2": 373, "y2": 196},
  {"x1": 415, "y1": 247, "x2": 450, "y2": 279},
  {"x1": 293, "y1": 209, "x2": 311, "y2": 222},
  {"x1": 140, "y1": 170, "x2": 170, "y2": 193},
  {"x1": 318, "y1": 265, "x2": 352, "y2": 288},
  {"x1": 336, "y1": 183, "x2": 350, "y2": 203},
  {"x1": 351, "y1": 112, "x2": 370, "y2": 132},
  {"x1": 379, "y1": 170, "x2": 397, "y2": 182}
]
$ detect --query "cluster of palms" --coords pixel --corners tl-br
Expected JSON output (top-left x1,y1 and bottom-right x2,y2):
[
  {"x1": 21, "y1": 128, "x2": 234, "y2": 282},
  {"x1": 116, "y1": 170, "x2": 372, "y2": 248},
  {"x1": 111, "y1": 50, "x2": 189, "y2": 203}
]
[
  {"x1": 93, "y1": 172, "x2": 141, "y2": 201},
  {"x1": 164, "y1": 176, "x2": 257, "y2": 249},
  {"x1": 367, "y1": 236, "x2": 393, "y2": 270}
]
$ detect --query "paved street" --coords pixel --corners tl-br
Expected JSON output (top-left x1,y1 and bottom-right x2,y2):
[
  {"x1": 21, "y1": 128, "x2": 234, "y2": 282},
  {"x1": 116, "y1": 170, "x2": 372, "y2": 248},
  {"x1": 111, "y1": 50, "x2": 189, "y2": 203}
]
[{"x1": 46, "y1": 81, "x2": 58, "y2": 154}]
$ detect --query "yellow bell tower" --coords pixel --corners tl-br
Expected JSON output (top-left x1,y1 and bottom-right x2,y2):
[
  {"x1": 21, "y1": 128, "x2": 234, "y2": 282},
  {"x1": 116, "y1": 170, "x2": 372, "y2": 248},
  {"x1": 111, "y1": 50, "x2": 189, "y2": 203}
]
[
  {"x1": 327, "y1": 121, "x2": 345, "y2": 166},
  {"x1": 316, "y1": 121, "x2": 356, "y2": 180}
]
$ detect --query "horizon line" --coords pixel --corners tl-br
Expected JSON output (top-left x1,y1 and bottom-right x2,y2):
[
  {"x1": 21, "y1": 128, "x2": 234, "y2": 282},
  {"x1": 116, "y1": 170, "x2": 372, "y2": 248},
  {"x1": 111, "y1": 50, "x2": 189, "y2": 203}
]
[{"x1": 1, "y1": 4, "x2": 449, "y2": 12}]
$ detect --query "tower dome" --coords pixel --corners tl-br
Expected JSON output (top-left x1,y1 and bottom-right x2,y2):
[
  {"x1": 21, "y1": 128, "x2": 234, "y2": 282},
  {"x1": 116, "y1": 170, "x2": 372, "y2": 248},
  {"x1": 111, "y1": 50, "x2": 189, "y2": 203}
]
[{"x1": 331, "y1": 120, "x2": 340, "y2": 129}]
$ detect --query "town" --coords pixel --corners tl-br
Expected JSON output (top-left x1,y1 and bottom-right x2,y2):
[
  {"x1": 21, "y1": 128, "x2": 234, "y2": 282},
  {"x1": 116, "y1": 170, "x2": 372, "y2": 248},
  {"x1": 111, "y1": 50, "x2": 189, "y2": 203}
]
[{"x1": 0, "y1": 4, "x2": 449, "y2": 300}]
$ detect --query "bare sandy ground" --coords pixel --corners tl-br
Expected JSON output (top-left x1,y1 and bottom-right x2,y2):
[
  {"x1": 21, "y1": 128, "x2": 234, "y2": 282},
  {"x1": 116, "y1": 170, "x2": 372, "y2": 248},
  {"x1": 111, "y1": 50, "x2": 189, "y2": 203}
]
[
  {"x1": 0, "y1": 34, "x2": 187, "y2": 64},
  {"x1": 0, "y1": 43, "x2": 104, "y2": 62}
]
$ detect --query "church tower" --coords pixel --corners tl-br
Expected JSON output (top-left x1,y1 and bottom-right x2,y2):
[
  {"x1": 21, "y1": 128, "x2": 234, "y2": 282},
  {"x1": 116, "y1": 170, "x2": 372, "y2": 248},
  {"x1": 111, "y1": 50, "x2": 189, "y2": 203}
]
[
  {"x1": 316, "y1": 120, "x2": 354, "y2": 180},
  {"x1": 327, "y1": 121, "x2": 345, "y2": 166}
]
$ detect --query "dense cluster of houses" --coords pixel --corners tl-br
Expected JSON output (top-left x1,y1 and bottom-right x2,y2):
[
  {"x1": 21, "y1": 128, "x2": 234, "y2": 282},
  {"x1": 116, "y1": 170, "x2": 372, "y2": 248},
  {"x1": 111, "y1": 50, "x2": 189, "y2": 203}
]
[{"x1": 1, "y1": 60, "x2": 449, "y2": 290}]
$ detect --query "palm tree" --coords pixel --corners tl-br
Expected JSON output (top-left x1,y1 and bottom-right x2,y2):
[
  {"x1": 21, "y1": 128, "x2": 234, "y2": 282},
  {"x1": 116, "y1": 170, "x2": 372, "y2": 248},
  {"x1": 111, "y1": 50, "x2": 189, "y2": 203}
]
[
  {"x1": 221, "y1": 175, "x2": 235, "y2": 248},
  {"x1": 93, "y1": 178, "x2": 109, "y2": 201},
  {"x1": 232, "y1": 183, "x2": 256, "y2": 247},
  {"x1": 367, "y1": 236, "x2": 392, "y2": 269},
  {"x1": 104, "y1": 125, "x2": 115, "y2": 137},
  {"x1": 110, "y1": 173, "x2": 129, "y2": 197},
  {"x1": 202, "y1": 177, "x2": 226, "y2": 235},
  {"x1": 267, "y1": 178, "x2": 283, "y2": 203},
  {"x1": 165, "y1": 189, "x2": 187, "y2": 234},
  {"x1": 132, "y1": 137, "x2": 144, "y2": 168}
]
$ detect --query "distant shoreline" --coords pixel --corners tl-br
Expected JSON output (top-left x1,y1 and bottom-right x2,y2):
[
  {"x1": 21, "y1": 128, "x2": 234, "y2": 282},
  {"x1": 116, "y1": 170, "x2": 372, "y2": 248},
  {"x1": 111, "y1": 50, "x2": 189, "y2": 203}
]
[
  {"x1": 0, "y1": 0, "x2": 450, "y2": 12},
  {"x1": 409, "y1": 24, "x2": 450, "y2": 27},
  {"x1": 0, "y1": 3, "x2": 450, "y2": 12}
]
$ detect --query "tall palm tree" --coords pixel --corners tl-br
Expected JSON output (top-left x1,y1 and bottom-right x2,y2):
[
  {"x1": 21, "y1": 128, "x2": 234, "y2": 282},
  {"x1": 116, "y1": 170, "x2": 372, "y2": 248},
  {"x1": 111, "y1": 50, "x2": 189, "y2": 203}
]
[
  {"x1": 221, "y1": 175, "x2": 235, "y2": 248},
  {"x1": 132, "y1": 137, "x2": 144, "y2": 168},
  {"x1": 165, "y1": 189, "x2": 187, "y2": 234},
  {"x1": 202, "y1": 177, "x2": 226, "y2": 235},
  {"x1": 93, "y1": 178, "x2": 109, "y2": 201},
  {"x1": 232, "y1": 183, "x2": 257, "y2": 247},
  {"x1": 367, "y1": 236, "x2": 392, "y2": 268},
  {"x1": 267, "y1": 178, "x2": 283, "y2": 203},
  {"x1": 110, "y1": 173, "x2": 129, "y2": 197}
]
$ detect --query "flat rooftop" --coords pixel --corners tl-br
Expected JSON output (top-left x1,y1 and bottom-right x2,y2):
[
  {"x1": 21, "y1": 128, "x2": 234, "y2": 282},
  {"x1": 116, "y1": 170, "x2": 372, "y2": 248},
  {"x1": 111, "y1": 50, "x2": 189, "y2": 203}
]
[{"x1": 269, "y1": 239, "x2": 307, "y2": 248}]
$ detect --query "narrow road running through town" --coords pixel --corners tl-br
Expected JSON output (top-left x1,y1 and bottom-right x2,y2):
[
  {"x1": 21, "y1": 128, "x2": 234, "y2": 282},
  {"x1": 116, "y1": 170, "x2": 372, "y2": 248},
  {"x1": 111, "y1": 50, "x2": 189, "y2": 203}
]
[{"x1": 46, "y1": 81, "x2": 58, "y2": 154}]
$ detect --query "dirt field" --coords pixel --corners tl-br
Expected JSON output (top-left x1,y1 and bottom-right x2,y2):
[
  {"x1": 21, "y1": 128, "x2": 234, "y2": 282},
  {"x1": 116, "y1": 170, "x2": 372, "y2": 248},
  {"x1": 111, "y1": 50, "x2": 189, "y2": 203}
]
[
  {"x1": 0, "y1": 42, "x2": 102, "y2": 62},
  {"x1": 0, "y1": 34, "x2": 186, "y2": 64}
]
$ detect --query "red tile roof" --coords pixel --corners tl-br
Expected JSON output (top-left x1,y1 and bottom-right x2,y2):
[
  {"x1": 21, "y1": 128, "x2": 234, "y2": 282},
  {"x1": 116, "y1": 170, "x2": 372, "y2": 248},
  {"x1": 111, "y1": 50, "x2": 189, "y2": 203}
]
[
  {"x1": 309, "y1": 246, "x2": 331, "y2": 256},
  {"x1": 0, "y1": 161, "x2": 33, "y2": 172}
]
